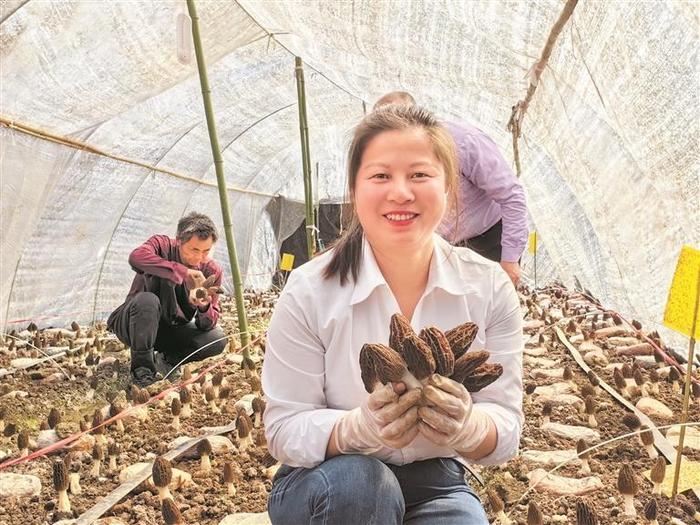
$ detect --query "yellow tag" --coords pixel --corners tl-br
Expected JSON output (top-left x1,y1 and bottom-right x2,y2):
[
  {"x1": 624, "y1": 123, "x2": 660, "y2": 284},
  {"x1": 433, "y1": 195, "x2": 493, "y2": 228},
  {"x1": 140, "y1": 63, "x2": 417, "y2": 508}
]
[
  {"x1": 528, "y1": 232, "x2": 537, "y2": 255},
  {"x1": 644, "y1": 459, "x2": 700, "y2": 497},
  {"x1": 663, "y1": 245, "x2": 700, "y2": 339},
  {"x1": 280, "y1": 253, "x2": 295, "y2": 271}
]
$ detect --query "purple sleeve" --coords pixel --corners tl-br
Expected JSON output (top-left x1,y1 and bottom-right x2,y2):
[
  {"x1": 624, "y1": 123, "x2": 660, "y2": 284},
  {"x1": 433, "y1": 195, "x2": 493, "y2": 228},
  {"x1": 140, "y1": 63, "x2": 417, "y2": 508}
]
[
  {"x1": 462, "y1": 132, "x2": 528, "y2": 262},
  {"x1": 195, "y1": 261, "x2": 222, "y2": 331},
  {"x1": 128, "y1": 235, "x2": 189, "y2": 284}
]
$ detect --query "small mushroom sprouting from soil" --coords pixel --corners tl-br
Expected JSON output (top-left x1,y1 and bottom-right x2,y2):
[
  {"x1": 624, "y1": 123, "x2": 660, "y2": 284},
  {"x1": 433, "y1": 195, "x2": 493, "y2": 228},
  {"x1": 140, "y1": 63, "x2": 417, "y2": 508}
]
[
  {"x1": 0, "y1": 407, "x2": 5, "y2": 433},
  {"x1": 219, "y1": 386, "x2": 231, "y2": 403},
  {"x1": 242, "y1": 356, "x2": 258, "y2": 379},
  {"x1": 85, "y1": 353, "x2": 96, "y2": 377},
  {"x1": 261, "y1": 450, "x2": 279, "y2": 479},
  {"x1": 575, "y1": 499, "x2": 599, "y2": 524},
  {"x1": 198, "y1": 439, "x2": 212, "y2": 473},
  {"x1": 614, "y1": 367, "x2": 630, "y2": 399},
  {"x1": 586, "y1": 370, "x2": 600, "y2": 392},
  {"x1": 577, "y1": 438, "x2": 592, "y2": 475},
  {"x1": 633, "y1": 368, "x2": 648, "y2": 395},
  {"x1": 181, "y1": 364, "x2": 192, "y2": 386},
  {"x1": 450, "y1": 350, "x2": 490, "y2": 384},
  {"x1": 692, "y1": 381, "x2": 700, "y2": 407},
  {"x1": 53, "y1": 459, "x2": 71, "y2": 514},
  {"x1": 47, "y1": 408, "x2": 61, "y2": 429},
  {"x1": 17, "y1": 429, "x2": 29, "y2": 457},
  {"x1": 631, "y1": 318, "x2": 643, "y2": 331},
  {"x1": 237, "y1": 412, "x2": 253, "y2": 452},
  {"x1": 253, "y1": 429, "x2": 267, "y2": 448},
  {"x1": 621, "y1": 413, "x2": 644, "y2": 446},
  {"x1": 444, "y1": 321, "x2": 479, "y2": 359},
  {"x1": 179, "y1": 389, "x2": 192, "y2": 419},
  {"x1": 135, "y1": 388, "x2": 151, "y2": 421},
  {"x1": 580, "y1": 383, "x2": 596, "y2": 400},
  {"x1": 668, "y1": 366, "x2": 681, "y2": 394},
  {"x1": 648, "y1": 368, "x2": 661, "y2": 395},
  {"x1": 109, "y1": 401, "x2": 125, "y2": 433},
  {"x1": 251, "y1": 397, "x2": 266, "y2": 428},
  {"x1": 205, "y1": 385, "x2": 220, "y2": 414},
  {"x1": 152, "y1": 456, "x2": 173, "y2": 501},
  {"x1": 249, "y1": 375, "x2": 262, "y2": 396},
  {"x1": 70, "y1": 320, "x2": 80, "y2": 336},
  {"x1": 79, "y1": 419, "x2": 90, "y2": 433},
  {"x1": 41, "y1": 421, "x2": 51, "y2": 431},
  {"x1": 541, "y1": 401, "x2": 553, "y2": 426},
  {"x1": 649, "y1": 456, "x2": 666, "y2": 494},
  {"x1": 65, "y1": 455, "x2": 81, "y2": 495},
  {"x1": 419, "y1": 326, "x2": 454, "y2": 377},
  {"x1": 524, "y1": 383, "x2": 536, "y2": 405},
  {"x1": 211, "y1": 370, "x2": 224, "y2": 398},
  {"x1": 584, "y1": 396, "x2": 597, "y2": 427},
  {"x1": 643, "y1": 498, "x2": 659, "y2": 525},
  {"x1": 563, "y1": 365, "x2": 577, "y2": 391},
  {"x1": 90, "y1": 443, "x2": 103, "y2": 478},
  {"x1": 92, "y1": 411, "x2": 107, "y2": 447},
  {"x1": 223, "y1": 461, "x2": 238, "y2": 496},
  {"x1": 486, "y1": 488, "x2": 512, "y2": 524},
  {"x1": 617, "y1": 464, "x2": 638, "y2": 517},
  {"x1": 170, "y1": 397, "x2": 181, "y2": 432},
  {"x1": 162, "y1": 496, "x2": 185, "y2": 525},
  {"x1": 640, "y1": 425, "x2": 658, "y2": 459},
  {"x1": 108, "y1": 441, "x2": 120, "y2": 471},
  {"x1": 526, "y1": 500, "x2": 543, "y2": 525},
  {"x1": 359, "y1": 342, "x2": 422, "y2": 392},
  {"x1": 621, "y1": 363, "x2": 633, "y2": 379},
  {"x1": 86, "y1": 375, "x2": 99, "y2": 400}
]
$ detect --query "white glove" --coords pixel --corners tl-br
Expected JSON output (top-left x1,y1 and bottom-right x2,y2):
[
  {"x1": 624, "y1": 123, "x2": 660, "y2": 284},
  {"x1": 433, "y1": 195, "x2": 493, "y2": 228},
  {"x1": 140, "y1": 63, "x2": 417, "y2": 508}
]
[
  {"x1": 417, "y1": 374, "x2": 492, "y2": 454},
  {"x1": 334, "y1": 383, "x2": 422, "y2": 454}
]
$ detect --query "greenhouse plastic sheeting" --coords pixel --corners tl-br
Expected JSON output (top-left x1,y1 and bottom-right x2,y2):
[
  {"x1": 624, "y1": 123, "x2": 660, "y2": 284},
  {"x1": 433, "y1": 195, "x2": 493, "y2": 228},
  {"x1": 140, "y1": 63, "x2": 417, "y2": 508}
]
[{"x1": 1, "y1": 1, "x2": 698, "y2": 343}]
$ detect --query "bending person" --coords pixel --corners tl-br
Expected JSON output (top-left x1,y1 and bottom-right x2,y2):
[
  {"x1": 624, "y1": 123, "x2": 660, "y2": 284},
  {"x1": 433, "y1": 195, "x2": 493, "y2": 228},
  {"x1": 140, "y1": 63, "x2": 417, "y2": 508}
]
[
  {"x1": 375, "y1": 91, "x2": 528, "y2": 286},
  {"x1": 108, "y1": 212, "x2": 227, "y2": 387},
  {"x1": 263, "y1": 105, "x2": 523, "y2": 524}
]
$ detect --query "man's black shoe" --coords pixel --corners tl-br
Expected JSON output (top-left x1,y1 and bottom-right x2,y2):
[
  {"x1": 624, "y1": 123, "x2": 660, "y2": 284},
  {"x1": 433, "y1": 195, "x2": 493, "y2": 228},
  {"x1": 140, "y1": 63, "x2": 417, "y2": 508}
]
[{"x1": 131, "y1": 366, "x2": 157, "y2": 389}]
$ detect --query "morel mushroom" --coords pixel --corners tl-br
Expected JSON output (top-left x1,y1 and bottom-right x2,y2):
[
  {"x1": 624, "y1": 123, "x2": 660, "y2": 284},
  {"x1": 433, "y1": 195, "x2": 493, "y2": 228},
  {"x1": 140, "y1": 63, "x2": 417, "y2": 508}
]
[
  {"x1": 65, "y1": 454, "x2": 81, "y2": 495},
  {"x1": 17, "y1": 429, "x2": 29, "y2": 457},
  {"x1": 108, "y1": 441, "x2": 120, "y2": 471},
  {"x1": 584, "y1": 396, "x2": 597, "y2": 428},
  {"x1": 576, "y1": 438, "x2": 592, "y2": 475},
  {"x1": 668, "y1": 366, "x2": 681, "y2": 394},
  {"x1": 90, "y1": 443, "x2": 103, "y2": 478},
  {"x1": 644, "y1": 498, "x2": 658, "y2": 525},
  {"x1": 575, "y1": 499, "x2": 599, "y2": 524},
  {"x1": 580, "y1": 383, "x2": 596, "y2": 399},
  {"x1": 92, "y1": 411, "x2": 107, "y2": 447},
  {"x1": 241, "y1": 356, "x2": 257, "y2": 379},
  {"x1": 109, "y1": 401, "x2": 125, "y2": 433},
  {"x1": 463, "y1": 362, "x2": 503, "y2": 392},
  {"x1": 621, "y1": 413, "x2": 644, "y2": 446},
  {"x1": 617, "y1": 464, "x2": 638, "y2": 517},
  {"x1": 223, "y1": 461, "x2": 237, "y2": 496},
  {"x1": 249, "y1": 375, "x2": 262, "y2": 396},
  {"x1": 251, "y1": 396, "x2": 266, "y2": 428},
  {"x1": 401, "y1": 334, "x2": 436, "y2": 382},
  {"x1": 541, "y1": 401, "x2": 553, "y2": 426},
  {"x1": 237, "y1": 412, "x2": 253, "y2": 452},
  {"x1": 486, "y1": 488, "x2": 511, "y2": 524},
  {"x1": 170, "y1": 397, "x2": 181, "y2": 431},
  {"x1": 449, "y1": 350, "x2": 490, "y2": 384},
  {"x1": 152, "y1": 456, "x2": 173, "y2": 501},
  {"x1": 621, "y1": 363, "x2": 633, "y2": 379},
  {"x1": 205, "y1": 385, "x2": 220, "y2": 414},
  {"x1": 179, "y1": 388, "x2": 192, "y2": 419},
  {"x1": 198, "y1": 439, "x2": 212, "y2": 472},
  {"x1": 162, "y1": 497, "x2": 185, "y2": 525},
  {"x1": 563, "y1": 365, "x2": 577, "y2": 391},
  {"x1": 650, "y1": 456, "x2": 666, "y2": 494},
  {"x1": 0, "y1": 407, "x2": 5, "y2": 433},
  {"x1": 419, "y1": 327, "x2": 454, "y2": 376},
  {"x1": 389, "y1": 313, "x2": 414, "y2": 354},
  {"x1": 524, "y1": 383, "x2": 536, "y2": 405},
  {"x1": 53, "y1": 459, "x2": 71, "y2": 514},
  {"x1": 614, "y1": 368, "x2": 630, "y2": 399},
  {"x1": 526, "y1": 500, "x2": 543, "y2": 525},
  {"x1": 640, "y1": 425, "x2": 658, "y2": 459},
  {"x1": 47, "y1": 408, "x2": 61, "y2": 429},
  {"x1": 359, "y1": 343, "x2": 421, "y2": 392},
  {"x1": 444, "y1": 322, "x2": 478, "y2": 359},
  {"x1": 211, "y1": 370, "x2": 224, "y2": 398}
]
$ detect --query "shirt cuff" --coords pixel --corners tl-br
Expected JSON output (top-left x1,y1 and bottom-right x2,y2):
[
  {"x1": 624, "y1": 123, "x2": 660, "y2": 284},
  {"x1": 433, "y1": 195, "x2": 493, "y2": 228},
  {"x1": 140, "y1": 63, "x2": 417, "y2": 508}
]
[
  {"x1": 501, "y1": 246, "x2": 525, "y2": 263},
  {"x1": 467, "y1": 402, "x2": 522, "y2": 466}
]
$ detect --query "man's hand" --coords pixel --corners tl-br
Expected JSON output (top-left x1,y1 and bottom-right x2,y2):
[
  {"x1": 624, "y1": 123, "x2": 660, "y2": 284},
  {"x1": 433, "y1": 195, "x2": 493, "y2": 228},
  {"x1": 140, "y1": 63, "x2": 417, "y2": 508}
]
[
  {"x1": 500, "y1": 261, "x2": 520, "y2": 286},
  {"x1": 417, "y1": 374, "x2": 491, "y2": 454},
  {"x1": 185, "y1": 269, "x2": 205, "y2": 289},
  {"x1": 334, "y1": 383, "x2": 422, "y2": 454}
]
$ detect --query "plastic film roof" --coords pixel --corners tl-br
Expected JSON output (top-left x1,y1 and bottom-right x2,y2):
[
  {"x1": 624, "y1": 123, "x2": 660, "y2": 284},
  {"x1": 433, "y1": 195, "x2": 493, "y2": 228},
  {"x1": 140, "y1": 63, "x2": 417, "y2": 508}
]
[{"x1": 1, "y1": 1, "x2": 698, "y2": 344}]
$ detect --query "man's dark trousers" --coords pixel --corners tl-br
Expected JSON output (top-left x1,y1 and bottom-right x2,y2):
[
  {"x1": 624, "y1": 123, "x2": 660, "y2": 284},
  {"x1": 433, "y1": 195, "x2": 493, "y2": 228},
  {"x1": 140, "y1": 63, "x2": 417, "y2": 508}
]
[{"x1": 108, "y1": 292, "x2": 227, "y2": 370}]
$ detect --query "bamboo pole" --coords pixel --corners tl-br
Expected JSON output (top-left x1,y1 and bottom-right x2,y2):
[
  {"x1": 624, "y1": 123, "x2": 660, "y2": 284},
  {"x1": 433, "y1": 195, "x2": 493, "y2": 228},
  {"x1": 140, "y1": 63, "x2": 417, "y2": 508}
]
[
  {"x1": 671, "y1": 265, "x2": 700, "y2": 499},
  {"x1": 294, "y1": 56, "x2": 316, "y2": 260},
  {"x1": 186, "y1": 0, "x2": 250, "y2": 354}
]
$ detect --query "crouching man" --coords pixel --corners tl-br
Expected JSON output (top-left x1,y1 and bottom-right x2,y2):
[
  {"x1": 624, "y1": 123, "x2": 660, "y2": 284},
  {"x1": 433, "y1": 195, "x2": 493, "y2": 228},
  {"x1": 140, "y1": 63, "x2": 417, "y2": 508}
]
[{"x1": 108, "y1": 212, "x2": 228, "y2": 387}]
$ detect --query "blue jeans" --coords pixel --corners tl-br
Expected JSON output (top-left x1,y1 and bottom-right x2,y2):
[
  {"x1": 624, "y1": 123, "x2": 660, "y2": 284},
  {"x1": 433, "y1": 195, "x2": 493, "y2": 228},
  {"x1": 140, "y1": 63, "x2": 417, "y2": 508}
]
[{"x1": 268, "y1": 455, "x2": 489, "y2": 524}]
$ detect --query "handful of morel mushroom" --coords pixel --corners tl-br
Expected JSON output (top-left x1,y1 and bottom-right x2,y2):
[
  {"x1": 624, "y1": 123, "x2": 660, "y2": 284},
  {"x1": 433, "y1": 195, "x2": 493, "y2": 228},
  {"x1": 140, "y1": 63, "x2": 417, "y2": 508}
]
[
  {"x1": 189, "y1": 274, "x2": 223, "y2": 303},
  {"x1": 359, "y1": 313, "x2": 503, "y2": 394}
]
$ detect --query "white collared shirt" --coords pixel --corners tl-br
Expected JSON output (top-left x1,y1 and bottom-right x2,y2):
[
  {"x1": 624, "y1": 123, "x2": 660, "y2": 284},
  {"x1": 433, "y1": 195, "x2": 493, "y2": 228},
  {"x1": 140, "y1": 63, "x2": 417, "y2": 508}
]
[{"x1": 262, "y1": 234, "x2": 523, "y2": 468}]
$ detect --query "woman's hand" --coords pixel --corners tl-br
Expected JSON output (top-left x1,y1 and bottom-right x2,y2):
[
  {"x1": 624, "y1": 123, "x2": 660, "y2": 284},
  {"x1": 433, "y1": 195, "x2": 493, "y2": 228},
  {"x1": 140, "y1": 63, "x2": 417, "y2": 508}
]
[
  {"x1": 333, "y1": 383, "x2": 422, "y2": 455},
  {"x1": 417, "y1": 374, "x2": 491, "y2": 453}
]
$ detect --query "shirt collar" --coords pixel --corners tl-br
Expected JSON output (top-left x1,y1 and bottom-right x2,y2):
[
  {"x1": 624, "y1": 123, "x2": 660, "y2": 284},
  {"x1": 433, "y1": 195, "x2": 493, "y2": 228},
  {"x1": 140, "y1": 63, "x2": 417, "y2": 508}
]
[{"x1": 349, "y1": 235, "x2": 474, "y2": 306}]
